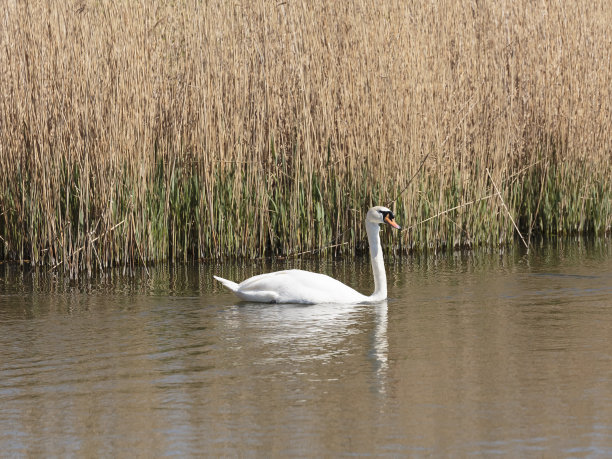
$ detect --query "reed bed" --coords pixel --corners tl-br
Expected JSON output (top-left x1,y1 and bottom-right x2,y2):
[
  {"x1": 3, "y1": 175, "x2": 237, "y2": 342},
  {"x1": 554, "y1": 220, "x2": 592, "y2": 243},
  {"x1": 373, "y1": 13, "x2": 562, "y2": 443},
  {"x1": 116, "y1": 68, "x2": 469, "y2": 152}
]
[{"x1": 1, "y1": 0, "x2": 611, "y2": 272}]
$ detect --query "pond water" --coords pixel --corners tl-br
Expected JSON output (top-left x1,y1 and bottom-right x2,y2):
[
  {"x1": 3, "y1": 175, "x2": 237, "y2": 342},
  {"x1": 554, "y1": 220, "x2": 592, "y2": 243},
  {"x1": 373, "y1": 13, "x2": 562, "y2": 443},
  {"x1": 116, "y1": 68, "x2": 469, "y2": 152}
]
[{"x1": 1, "y1": 240, "x2": 612, "y2": 457}]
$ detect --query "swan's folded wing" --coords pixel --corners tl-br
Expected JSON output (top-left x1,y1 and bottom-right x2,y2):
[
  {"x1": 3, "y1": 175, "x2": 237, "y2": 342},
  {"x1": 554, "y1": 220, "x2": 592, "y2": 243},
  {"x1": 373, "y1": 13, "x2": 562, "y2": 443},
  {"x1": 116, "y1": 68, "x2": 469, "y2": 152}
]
[{"x1": 236, "y1": 269, "x2": 367, "y2": 304}]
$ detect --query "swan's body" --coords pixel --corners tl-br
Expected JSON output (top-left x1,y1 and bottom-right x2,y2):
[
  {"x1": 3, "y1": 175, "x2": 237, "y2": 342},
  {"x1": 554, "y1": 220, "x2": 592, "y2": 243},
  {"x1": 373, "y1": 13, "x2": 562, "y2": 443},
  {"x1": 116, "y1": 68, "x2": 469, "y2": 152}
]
[
  {"x1": 214, "y1": 206, "x2": 400, "y2": 304},
  {"x1": 214, "y1": 269, "x2": 368, "y2": 303}
]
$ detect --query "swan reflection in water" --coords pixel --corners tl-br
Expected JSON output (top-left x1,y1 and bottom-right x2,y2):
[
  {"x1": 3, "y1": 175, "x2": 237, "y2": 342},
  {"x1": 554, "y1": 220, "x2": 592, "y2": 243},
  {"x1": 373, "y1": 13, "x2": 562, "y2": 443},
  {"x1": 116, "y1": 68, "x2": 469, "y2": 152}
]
[
  {"x1": 225, "y1": 300, "x2": 389, "y2": 393},
  {"x1": 370, "y1": 301, "x2": 389, "y2": 395}
]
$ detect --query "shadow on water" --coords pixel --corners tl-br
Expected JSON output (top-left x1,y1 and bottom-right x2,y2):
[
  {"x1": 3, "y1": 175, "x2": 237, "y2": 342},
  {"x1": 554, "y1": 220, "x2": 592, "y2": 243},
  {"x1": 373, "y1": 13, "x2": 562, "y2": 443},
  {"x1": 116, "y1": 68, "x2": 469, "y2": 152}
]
[{"x1": 0, "y1": 239, "x2": 611, "y2": 456}]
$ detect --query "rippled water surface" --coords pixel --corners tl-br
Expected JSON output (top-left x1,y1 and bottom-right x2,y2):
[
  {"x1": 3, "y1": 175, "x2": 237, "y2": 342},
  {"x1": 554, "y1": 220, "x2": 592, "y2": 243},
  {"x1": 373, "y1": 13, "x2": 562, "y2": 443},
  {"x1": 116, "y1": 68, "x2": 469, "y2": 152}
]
[{"x1": 1, "y1": 241, "x2": 612, "y2": 457}]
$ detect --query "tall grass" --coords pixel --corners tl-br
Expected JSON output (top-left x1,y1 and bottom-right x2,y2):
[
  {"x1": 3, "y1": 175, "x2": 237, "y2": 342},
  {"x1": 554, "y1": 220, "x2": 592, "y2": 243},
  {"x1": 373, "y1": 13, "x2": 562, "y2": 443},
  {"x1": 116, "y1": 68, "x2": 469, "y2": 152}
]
[{"x1": 1, "y1": 0, "x2": 611, "y2": 272}]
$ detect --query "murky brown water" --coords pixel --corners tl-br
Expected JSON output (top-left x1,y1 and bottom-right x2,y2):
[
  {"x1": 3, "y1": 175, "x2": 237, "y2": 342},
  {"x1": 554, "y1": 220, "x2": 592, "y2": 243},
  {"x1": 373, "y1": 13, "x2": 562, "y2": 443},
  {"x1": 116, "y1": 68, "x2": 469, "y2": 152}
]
[{"x1": 1, "y1": 241, "x2": 612, "y2": 457}]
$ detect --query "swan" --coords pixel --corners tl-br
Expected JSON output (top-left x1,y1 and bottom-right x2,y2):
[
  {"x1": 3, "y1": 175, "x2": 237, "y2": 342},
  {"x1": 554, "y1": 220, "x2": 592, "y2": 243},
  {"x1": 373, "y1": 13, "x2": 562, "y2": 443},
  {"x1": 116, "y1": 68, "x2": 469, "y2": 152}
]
[{"x1": 213, "y1": 206, "x2": 401, "y2": 304}]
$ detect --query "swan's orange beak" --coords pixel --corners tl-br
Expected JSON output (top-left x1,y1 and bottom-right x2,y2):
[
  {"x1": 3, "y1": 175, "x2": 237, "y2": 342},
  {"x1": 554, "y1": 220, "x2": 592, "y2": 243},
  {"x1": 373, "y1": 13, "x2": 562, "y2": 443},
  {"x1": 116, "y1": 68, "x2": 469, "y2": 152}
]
[{"x1": 384, "y1": 215, "x2": 401, "y2": 229}]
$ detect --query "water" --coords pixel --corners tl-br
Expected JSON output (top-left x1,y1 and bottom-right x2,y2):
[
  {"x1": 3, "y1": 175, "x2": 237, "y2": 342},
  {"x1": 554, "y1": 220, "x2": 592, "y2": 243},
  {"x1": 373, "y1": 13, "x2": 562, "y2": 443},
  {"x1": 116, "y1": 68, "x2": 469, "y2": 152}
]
[{"x1": 1, "y1": 241, "x2": 612, "y2": 457}]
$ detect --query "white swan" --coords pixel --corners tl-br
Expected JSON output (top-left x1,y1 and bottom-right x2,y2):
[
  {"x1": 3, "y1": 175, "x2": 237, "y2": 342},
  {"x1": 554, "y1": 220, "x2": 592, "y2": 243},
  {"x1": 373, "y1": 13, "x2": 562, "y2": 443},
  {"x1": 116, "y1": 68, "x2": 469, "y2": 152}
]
[{"x1": 213, "y1": 206, "x2": 401, "y2": 304}]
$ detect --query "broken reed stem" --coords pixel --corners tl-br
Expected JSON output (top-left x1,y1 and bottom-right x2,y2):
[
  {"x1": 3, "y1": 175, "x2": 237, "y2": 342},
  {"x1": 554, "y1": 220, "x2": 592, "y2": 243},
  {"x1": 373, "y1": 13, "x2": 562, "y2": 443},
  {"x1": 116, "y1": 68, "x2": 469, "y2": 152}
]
[
  {"x1": 504, "y1": 160, "x2": 544, "y2": 185},
  {"x1": 402, "y1": 194, "x2": 496, "y2": 232},
  {"x1": 486, "y1": 169, "x2": 530, "y2": 251},
  {"x1": 50, "y1": 219, "x2": 126, "y2": 270},
  {"x1": 528, "y1": 161, "x2": 549, "y2": 242},
  {"x1": 131, "y1": 217, "x2": 150, "y2": 277},
  {"x1": 282, "y1": 242, "x2": 349, "y2": 259},
  {"x1": 387, "y1": 152, "x2": 430, "y2": 207}
]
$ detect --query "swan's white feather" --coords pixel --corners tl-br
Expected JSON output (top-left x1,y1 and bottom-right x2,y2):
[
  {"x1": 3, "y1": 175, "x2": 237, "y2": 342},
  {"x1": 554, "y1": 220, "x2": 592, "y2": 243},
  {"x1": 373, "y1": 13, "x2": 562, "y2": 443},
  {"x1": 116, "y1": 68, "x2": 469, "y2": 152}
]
[
  {"x1": 213, "y1": 276, "x2": 239, "y2": 292},
  {"x1": 231, "y1": 269, "x2": 367, "y2": 304}
]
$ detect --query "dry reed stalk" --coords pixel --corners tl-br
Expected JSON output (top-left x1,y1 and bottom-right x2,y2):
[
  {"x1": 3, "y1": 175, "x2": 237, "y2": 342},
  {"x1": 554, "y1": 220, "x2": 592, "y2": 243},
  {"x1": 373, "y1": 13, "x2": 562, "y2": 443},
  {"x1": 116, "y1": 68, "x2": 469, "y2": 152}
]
[
  {"x1": 402, "y1": 194, "x2": 497, "y2": 233},
  {"x1": 50, "y1": 219, "x2": 126, "y2": 270},
  {"x1": 486, "y1": 169, "x2": 529, "y2": 250}
]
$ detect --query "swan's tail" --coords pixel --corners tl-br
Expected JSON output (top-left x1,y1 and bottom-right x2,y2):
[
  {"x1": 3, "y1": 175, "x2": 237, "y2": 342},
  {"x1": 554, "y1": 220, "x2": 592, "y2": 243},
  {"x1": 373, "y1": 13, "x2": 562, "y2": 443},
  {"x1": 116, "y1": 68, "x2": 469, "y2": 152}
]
[{"x1": 213, "y1": 276, "x2": 239, "y2": 292}]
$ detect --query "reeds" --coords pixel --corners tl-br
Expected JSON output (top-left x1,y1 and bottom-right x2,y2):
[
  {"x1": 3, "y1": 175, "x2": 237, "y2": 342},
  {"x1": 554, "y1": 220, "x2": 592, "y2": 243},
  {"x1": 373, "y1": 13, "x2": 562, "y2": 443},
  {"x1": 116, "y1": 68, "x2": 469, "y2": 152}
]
[{"x1": 1, "y1": 0, "x2": 611, "y2": 271}]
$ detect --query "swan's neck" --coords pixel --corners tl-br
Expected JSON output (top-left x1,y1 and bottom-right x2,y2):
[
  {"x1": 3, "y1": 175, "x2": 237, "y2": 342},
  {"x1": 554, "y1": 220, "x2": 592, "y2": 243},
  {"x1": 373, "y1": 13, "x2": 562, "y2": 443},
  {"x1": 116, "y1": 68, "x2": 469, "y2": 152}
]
[{"x1": 366, "y1": 222, "x2": 387, "y2": 301}]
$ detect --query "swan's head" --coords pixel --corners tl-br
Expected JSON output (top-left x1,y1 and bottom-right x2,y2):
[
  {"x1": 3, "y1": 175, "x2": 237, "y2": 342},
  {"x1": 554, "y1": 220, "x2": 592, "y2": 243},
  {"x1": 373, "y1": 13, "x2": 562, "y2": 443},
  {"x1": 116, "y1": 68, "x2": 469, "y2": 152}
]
[{"x1": 366, "y1": 206, "x2": 401, "y2": 229}]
